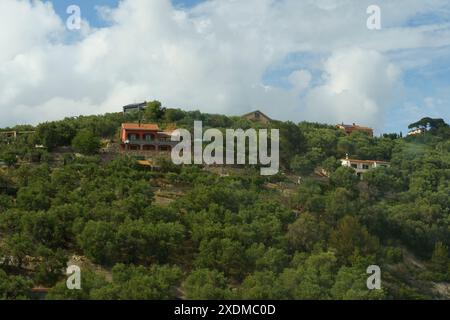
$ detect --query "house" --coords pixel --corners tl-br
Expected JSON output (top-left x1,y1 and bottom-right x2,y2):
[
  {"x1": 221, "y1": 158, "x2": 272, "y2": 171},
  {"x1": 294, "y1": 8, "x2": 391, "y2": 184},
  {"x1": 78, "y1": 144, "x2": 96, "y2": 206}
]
[
  {"x1": 242, "y1": 110, "x2": 272, "y2": 124},
  {"x1": 120, "y1": 123, "x2": 177, "y2": 152},
  {"x1": 123, "y1": 102, "x2": 147, "y2": 114},
  {"x1": 0, "y1": 130, "x2": 35, "y2": 140},
  {"x1": 0, "y1": 131, "x2": 18, "y2": 139},
  {"x1": 337, "y1": 123, "x2": 374, "y2": 137},
  {"x1": 340, "y1": 155, "x2": 390, "y2": 178},
  {"x1": 407, "y1": 128, "x2": 426, "y2": 136}
]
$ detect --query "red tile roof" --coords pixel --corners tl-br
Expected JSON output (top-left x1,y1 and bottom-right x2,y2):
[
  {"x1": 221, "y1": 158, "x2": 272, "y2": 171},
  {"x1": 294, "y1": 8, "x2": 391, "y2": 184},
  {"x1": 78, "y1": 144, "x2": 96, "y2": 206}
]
[{"x1": 122, "y1": 123, "x2": 160, "y2": 131}]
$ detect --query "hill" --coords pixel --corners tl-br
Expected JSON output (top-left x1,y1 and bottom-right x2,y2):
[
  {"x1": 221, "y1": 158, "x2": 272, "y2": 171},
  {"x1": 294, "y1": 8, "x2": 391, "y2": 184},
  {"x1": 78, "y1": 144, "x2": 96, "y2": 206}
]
[{"x1": 0, "y1": 103, "x2": 449, "y2": 300}]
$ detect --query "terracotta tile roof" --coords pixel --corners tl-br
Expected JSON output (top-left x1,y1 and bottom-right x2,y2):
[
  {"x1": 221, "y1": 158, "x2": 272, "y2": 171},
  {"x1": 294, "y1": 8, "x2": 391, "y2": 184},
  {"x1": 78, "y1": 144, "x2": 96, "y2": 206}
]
[{"x1": 122, "y1": 123, "x2": 160, "y2": 131}]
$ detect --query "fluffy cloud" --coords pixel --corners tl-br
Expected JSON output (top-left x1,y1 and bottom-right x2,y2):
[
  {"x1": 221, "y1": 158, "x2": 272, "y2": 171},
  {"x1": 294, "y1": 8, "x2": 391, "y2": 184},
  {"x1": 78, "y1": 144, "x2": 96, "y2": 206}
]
[
  {"x1": 0, "y1": 0, "x2": 449, "y2": 128},
  {"x1": 304, "y1": 47, "x2": 402, "y2": 128}
]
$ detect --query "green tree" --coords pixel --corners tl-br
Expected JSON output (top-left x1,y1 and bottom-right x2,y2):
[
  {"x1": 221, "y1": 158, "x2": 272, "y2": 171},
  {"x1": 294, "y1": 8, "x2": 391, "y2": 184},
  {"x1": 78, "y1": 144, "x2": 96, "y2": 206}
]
[
  {"x1": 78, "y1": 221, "x2": 117, "y2": 265},
  {"x1": 331, "y1": 265, "x2": 386, "y2": 300},
  {"x1": 145, "y1": 100, "x2": 165, "y2": 121},
  {"x1": 287, "y1": 213, "x2": 325, "y2": 252},
  {"x1": 430, "y1": 242, "x2": 449, "y2": 276},
  {"x1": 47, "y1": 269, "x2": 108, "y2": 300},
  {"x1": 72, "y1": 129, "x2": 101, "y2": 155},
  {"x1": 330, "y1": 167, "x2": 359, "y2": 190},
  {"x1": 183, "y1": 269, "x2": 232, "y2": 300},
  {"x1": 0, "y1": 270, "x2": 33, "y2": 300},
  {"x1": 239, "y1": 271, "x2": 283, "y2": 300},
  {"x1": 329, "y1": 216, "x2": 379, "y2": 263},
  {"x1": 195, "y1": 238, "x2": 247, "y2": 280},
  {"x1": 91, "y1": 264, "x2": 182, "y2": 300},
  {"x1": 279, "y1": 251, "x2": 338, "y2": 299}
]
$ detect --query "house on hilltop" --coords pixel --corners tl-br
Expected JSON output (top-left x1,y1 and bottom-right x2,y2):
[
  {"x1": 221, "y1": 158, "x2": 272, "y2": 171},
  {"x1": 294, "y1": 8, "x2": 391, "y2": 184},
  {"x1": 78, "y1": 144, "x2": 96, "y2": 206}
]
[
  {"x1": 341, "y1": 155, "x2": 389, "y2": 178},
  {"x1": 123, "y1": 102, "x2": 147, "y2": 114},
  {"x1": 242, "y1": 110, "x2": 272, "y2": 124},
  {"x1": 0, "y1": 130, "x2": 35, "y2": 140},
  {"x1": 407, "y1": 128, "x2": 426, "y2": 136},
  {"x1": 120, "y1": 123, "x2": 176, "y2": 152},
  {"x1": 337, "y1": 123, "x2": 374, "y2": 137}
]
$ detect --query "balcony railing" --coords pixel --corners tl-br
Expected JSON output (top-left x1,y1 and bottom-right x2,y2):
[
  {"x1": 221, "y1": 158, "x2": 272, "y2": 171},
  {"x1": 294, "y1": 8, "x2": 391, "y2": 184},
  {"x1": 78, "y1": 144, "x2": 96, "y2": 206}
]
[{"x1": 125, "y1": 139, "x2": 178, "y2": 147}]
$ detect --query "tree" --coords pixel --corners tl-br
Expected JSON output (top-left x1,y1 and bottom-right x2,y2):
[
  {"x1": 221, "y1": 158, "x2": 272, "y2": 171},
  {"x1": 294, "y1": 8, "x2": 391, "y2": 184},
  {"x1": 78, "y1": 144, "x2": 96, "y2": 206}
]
[
  {"x1": 278, "y1": 122, "x2": 307, "y2": 168},
  {"x1": 287, "y1": 213, "x2": 325, "y2": 252},
  {"x1": 164, "y1": 108, "x2": 185, "y2": 122},
  {"x1": 72, "y1": 129, "x2": 101, "y2": 155},
  {"x1": 0, "y1": 270, "x2": 33, "y2": 300},
  {"x1": 183, "y1": 269, "x2": 232, "y2": 300},
  {"x1": 329, "y1": 216, "x2": 379, "y2": 263},
  {"x1": 430, "y1": 242, "x2": 449, "y2": 276},
  {"x1": 33, "y1": 246, "x2": 68, "y2": 286},
  {"x1": 47, "y1": 269, "x2": 108, "y2": 300},
  {"x1": 145, "y1": 100, "x2": 165, "y2": 121},
  {"x1": 78, "y1": 221, "x2": 118, "y2": 265},
  {"x1": 91, "y1": 264, "x2": 182, "y2": 300},
  {"x1": 279, "y1": 251, "x2": 338, "y2": 299},
  {"x1": 0, "y1": 171, "x2": 11, "y2": 194},
  {"x1": 246, "y1": 244, "x2": 289, "y2": 273},
  {"x1": 408, "y1": 117, "x2": 448, "y2": 131},
  {"x1": 2, "y1": 151, "x2": 17, "y2": 167},
  {"x1": 364, "y1": 167, "x2": 402, "y2": 198},
  {"x1": 239, "y1": 271, "x2": 283, "y2": 300},
  {"x1": 331, "y1": 265, "x2": 386, "y2": 300},
  {"x1": 290, "y1": 148, "x2": 323, "y2": 176},
  {"x1": 16, "y1": 182, "x2": 53, "y2": 211},
  {"x1": 0, "y1": 233, "x2": 35, "y2": 268},
  {"x1": 194, "y1": 238, "x2": 247, "y2": 280},
  {"x1": 37, "y1": 122, "x2": 76, "y2": 150},
  {"x1": 330, "y1": 167, "x2": 359, "y2": 190}
]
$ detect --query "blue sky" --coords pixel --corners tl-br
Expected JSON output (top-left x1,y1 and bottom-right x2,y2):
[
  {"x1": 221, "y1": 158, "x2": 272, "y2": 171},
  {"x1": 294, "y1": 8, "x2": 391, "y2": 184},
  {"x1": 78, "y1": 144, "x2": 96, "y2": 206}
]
[
  {"x1": 49, "y1": 0, "x2": 204, "y2": 27},
  {"x1": 1, "y1": 0, "x2": 450, "y2": 133}
]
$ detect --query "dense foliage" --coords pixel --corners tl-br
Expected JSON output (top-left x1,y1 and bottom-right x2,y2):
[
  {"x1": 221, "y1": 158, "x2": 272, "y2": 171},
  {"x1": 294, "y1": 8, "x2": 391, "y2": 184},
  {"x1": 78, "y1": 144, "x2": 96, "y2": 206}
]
[{"x1": 0, "y1": 105, "x2": 449, "y2": 300}]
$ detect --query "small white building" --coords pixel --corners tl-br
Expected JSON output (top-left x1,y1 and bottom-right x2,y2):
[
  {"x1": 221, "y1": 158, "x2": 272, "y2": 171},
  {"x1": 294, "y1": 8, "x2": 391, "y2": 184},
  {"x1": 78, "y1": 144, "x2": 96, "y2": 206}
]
[
  {"x1": 340, "y1": 155, "x2": 390, "y2": 178},
  {"x1": 407, "y1": 128, "x2": 426, "y2": 136}
]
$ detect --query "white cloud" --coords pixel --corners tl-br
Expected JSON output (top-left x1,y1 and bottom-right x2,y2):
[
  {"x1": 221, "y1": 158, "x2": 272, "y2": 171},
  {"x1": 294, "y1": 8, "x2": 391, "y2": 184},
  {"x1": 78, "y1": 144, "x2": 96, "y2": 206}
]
[
  {"x1": 0, "y1": 0, "x2": 449, "y2": 128},
  {"x1": 304, "y1": 47, "x2": 402, "y2": 128},
  {"x1": 289, "y1": 70, "x2": 312, "y2": 92}
]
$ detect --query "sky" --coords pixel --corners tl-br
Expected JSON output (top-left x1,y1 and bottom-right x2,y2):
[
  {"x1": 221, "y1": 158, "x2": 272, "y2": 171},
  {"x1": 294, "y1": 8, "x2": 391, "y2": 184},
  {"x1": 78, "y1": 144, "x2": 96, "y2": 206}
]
[{"x1": 1, "y1": 0, "x2": 450, "y2": 134}]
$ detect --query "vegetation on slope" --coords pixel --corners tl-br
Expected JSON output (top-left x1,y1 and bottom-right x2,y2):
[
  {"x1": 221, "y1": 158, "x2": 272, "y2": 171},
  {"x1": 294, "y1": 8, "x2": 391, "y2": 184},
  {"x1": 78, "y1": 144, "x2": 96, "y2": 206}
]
[{"x1": 0, "y1": 102, "x2": 449, "y2": 299}]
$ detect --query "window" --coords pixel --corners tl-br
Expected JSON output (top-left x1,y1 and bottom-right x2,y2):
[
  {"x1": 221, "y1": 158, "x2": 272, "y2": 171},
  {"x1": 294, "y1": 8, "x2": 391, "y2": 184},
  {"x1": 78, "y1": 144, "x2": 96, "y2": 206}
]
[
  {"x1": 351, "y1": 164, "x2": 358, "y2": 169},
  {"x1": 144, "y1": 134, "x2": 153, "y2": 142},
  {"x1": 363, "y1": 164, "x2": 369, "y2": 170},
  {"x1": 128, "y1": 133, "x2": 138, "y2": 141}
]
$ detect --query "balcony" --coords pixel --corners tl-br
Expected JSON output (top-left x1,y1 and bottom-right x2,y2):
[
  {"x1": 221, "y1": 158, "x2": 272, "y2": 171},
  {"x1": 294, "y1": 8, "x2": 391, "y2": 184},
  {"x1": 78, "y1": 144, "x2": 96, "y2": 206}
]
[{"x1": 125, "y1": 138, "x2": 178, "y2": 147}]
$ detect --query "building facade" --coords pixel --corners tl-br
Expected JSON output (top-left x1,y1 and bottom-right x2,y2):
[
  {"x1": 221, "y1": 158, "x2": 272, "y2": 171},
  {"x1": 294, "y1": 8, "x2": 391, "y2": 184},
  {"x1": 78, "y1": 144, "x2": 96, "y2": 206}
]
[
  {"x1": 407, "y1": 128, "x2": 426, "y2": 136},
  {"x1": 341, "y1": 156, "x2": 389, "y2": 178},
  {"x1": 123, "y1": 102, "x2": 147, "y2": 114},
  {"x1": 120, "y1": 123, "x2": 177, "y2": 152}
]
